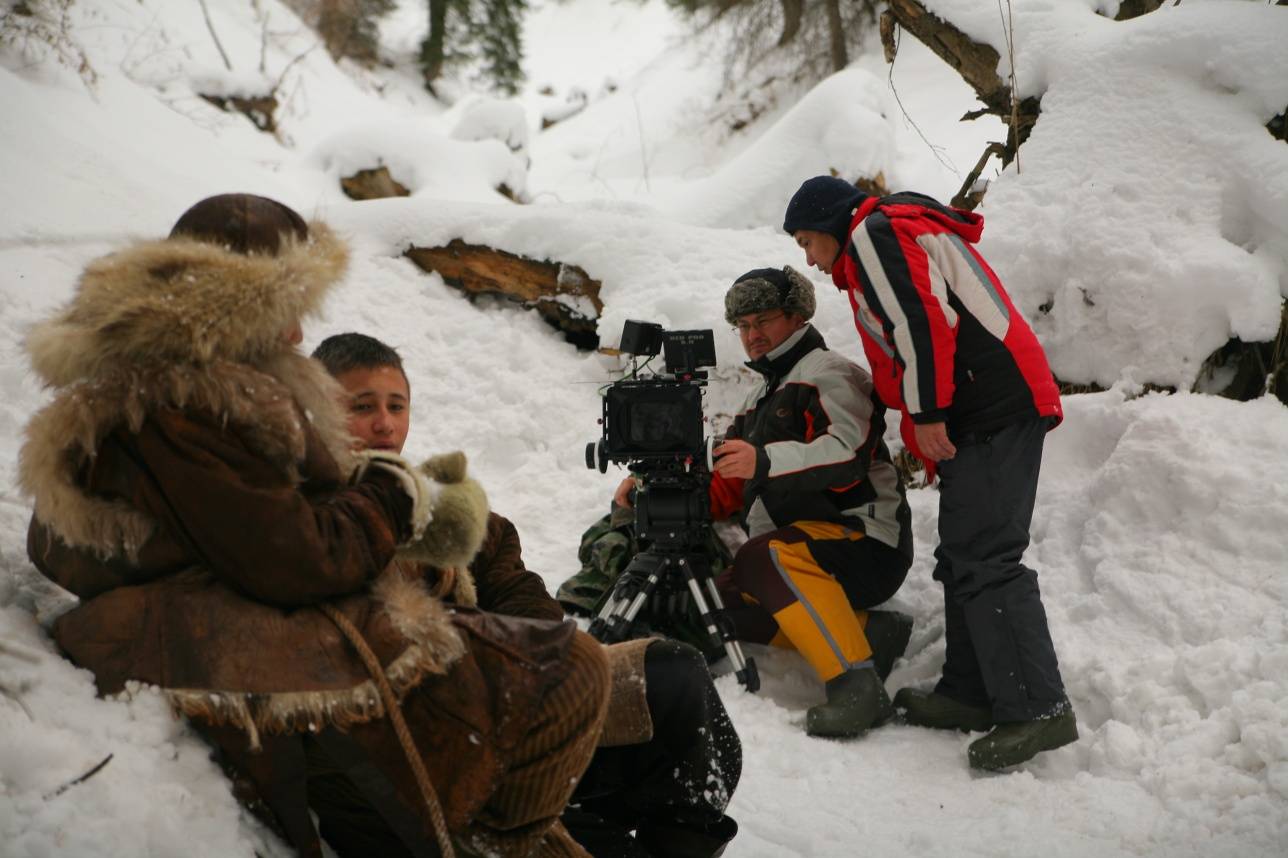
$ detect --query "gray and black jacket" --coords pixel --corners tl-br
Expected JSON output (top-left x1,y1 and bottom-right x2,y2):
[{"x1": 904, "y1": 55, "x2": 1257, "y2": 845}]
[{"x1": 726, "y1": 325, "x2": 912, "y2": 559}]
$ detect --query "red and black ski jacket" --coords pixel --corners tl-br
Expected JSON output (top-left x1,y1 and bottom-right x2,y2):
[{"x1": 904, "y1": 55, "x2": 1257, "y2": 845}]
[{"x1": 831, "y1": 192, "x2": 1062, "y2": 465}]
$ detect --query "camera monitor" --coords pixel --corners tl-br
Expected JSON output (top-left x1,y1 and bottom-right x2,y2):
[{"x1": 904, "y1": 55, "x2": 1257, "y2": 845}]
[
  {"x1": 662, "y1": 329, "x2": 717, "y2": 376},
  {"x1": 619, "y1": 320, "x2": 663, "y2": 357}
]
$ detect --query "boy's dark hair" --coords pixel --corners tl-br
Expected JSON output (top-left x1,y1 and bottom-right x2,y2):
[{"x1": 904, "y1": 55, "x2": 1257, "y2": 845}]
[{"x1": 312, "y1": 332, "x2": 407, "y2": 382}]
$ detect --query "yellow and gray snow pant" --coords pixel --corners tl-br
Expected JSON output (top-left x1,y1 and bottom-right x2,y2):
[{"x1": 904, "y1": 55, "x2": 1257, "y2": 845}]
[{"x1": 717, "y1": 521, "x2": 910, "y2": 682}]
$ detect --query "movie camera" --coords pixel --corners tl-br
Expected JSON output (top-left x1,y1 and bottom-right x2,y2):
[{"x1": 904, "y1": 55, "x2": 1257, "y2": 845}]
[{"x1": 584, "y1": 320, "x2": 759, "y2": 692}]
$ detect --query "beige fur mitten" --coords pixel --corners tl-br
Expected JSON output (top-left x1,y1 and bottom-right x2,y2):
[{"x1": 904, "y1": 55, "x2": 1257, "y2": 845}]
[
  {"x1": 353, "y1": 449, "x2": 437, "y2": 540},
  {"x1": 395, "y1": 451, "x2": 490, "y2": 570}
]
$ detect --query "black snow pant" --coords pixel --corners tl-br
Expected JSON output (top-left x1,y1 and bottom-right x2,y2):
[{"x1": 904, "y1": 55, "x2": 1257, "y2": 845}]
[
  {"x1": 563, "y1": 640, "x2": 742, "y2": 858},
  {"x1": 932, "y1": 416, "x2": 1068, "y2": 723}
]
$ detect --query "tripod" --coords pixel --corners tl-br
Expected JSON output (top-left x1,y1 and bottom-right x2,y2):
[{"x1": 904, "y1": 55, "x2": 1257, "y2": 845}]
[{"x1": 589, "y1": 544, "x2": 760, "y2": 693}]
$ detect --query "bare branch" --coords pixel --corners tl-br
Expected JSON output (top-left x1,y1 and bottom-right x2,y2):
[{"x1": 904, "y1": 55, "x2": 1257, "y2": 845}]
[
  {"x1": 274, "y1": 43, "x2": 318, "y2": 94},
  {"x1": 998, "y1": 0, "x2": 1020, "y2": 171},
  {"x1": 951, "y1": 142, "x2": 1007, "y2": 210},
  {"x1": 259, "y1": 11, "x2": 270, "y2": 75},
  {"x1": 883, "y1": 22, "x2": 960, "y2": 178},
  {"x1": 197, "y1": 0, "x2": 233, "y2": 72},
  {"x1": 43, "y1": 754, "x2": 114, "y2": 801}
]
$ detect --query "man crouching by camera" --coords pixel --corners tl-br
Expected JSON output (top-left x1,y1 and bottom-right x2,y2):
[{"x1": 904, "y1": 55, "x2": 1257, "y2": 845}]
[
  {"x1": 713, "y1": 267, "x2": 915, "y2": 739},
  {"x1": 314, "y1": 333, "x2": 741, "y2": 858}
]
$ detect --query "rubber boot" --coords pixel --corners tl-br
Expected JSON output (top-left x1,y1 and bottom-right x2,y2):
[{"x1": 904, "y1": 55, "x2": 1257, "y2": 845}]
[
  {"x1": 893, "y1": 688, "x2": 994, "y2": 732},
  {"x1": 863, "y1": 610, "x2": 914, "y2": 681},
  {"x1": 805, "y1": 666, "x2": 894, "y2": 738},
  {"x1": 635, "y1": 814, "x2": 738, "y2": 858},
  {"x1": 968, "y1": 708, "x2": 1078, "y2": 771}
]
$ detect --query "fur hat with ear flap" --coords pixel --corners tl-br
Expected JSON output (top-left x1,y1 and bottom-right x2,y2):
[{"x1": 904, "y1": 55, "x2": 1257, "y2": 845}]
[{"x1": 724, "y1": 265, "x2": 816, "y2": 326}]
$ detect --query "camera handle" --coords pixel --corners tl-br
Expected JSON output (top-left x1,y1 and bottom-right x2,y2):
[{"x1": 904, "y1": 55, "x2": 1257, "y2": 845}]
[{"x1": 588, "y1": 552, "x2": 760, "y2": 693}]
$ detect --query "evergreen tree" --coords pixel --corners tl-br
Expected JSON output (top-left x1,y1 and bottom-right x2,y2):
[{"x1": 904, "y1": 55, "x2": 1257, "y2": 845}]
[
  {"x1": 419, "y1": 0, "x2": 528, "y2": 96},
  {"x1": 473, "y1": 0, "x2": 527, "y2": 96},
  {"x1": 665, "y1": 0, "x2": 878, "y2": 78}
]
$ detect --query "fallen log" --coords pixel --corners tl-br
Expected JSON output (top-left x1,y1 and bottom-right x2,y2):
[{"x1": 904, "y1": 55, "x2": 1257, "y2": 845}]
[
  {"x1": 1110, "y1": 0, "x2": 1165, "y2": 21},
  {"x1": 340, "y1": 166, "x2": 410, "y2": 201},
  {"x1": 198, "y1": 92, "x2": 278, "y2": 133},
  {"x1": 405, "y1": 240, "x2": 602, "y2": 349}
]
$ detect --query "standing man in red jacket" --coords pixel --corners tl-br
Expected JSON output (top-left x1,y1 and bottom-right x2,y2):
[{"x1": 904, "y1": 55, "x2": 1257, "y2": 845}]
[{"x1": 784, "y1": 176, "x2": 1077, "y2": 770}]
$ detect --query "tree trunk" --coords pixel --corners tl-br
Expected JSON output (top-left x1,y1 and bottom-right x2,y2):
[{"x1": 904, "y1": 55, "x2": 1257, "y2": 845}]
[
  {"x1": 421, "y1": 0, "x2": 448, "y2": 89},
  {"x1": 778, "y1": 0, "x2": 803, "y2": 46},
  {"x1": 317, "y1": 0, "x2": 355, "y2": 60},
  {"x1": 824, "y1": 0, "x2": 847, "y2": 71}
]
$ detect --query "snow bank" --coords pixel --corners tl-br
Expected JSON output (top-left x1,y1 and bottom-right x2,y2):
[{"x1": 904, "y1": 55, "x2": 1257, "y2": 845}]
[
  {"x1": 3, "y1": 0, "x2": 1288, "y2": 856},
  {"x1": 0, "y1": 606, "x2": 286, "y2": 858},
  {"x1": 447, "y1": 95, "x2": 530, "y2": 154},
  {"x1": 307, "y1": 120, "x2": 527, "y2": 203},
  {"x1": 921, "y1": 0, "x2": 1288, "y2": 389},
  {"x1": 327, "y1": 194, "x2": 851, "y2": 391},
  {"x1": 1038, "y1": 391, "x2": 1288, "y2": 848},
  {"x1": 658, "y1": 67, "x2": 895, "y2": 230}
]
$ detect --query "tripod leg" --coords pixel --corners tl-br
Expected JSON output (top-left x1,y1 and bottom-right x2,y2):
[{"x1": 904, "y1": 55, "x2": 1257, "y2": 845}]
[
  {"x1": 679, "y1": 560, "x2": 760, "y2": 694},
  {"x1": 589, "y1": 553, "x2": 667, "y2": 644}
]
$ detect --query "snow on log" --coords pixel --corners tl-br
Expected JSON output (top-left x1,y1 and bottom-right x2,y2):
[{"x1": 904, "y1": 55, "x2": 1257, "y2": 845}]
[
  {"x1": 880, "y1": 0, "x2": 1039, "y2": 161},
  {"x1": 405, "y1": 241, "x2": 602, "y2": 349}
]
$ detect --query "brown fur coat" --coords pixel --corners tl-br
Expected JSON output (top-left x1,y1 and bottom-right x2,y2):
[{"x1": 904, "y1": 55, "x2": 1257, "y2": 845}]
[{"x1": 20, "y1": 226, "x2": 579, "y2": 846}]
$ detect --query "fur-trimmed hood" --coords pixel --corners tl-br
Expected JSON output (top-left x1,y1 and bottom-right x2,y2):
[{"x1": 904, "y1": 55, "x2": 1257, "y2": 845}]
[
  {"x1": 27, "y1": 225, "x2": 347, "y2": 387},
  {"x1": 19, "y1": 225, "x2": 357, "y2": 560}
]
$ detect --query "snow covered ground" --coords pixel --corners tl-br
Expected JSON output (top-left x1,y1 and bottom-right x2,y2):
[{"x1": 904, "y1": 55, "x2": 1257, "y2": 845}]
[{"x1": 1, "y1": 0, "x2": 1286, "y2": 856}]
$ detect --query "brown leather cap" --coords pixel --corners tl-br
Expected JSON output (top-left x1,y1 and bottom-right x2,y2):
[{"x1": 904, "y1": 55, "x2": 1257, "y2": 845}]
[{"x1": 169, "y1": 193, "x2": 308, "y2": 256}]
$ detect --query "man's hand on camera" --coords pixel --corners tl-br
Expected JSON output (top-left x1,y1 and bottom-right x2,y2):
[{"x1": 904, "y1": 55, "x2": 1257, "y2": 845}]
[
  {"x1": 613, "y1": 476, "x2": 635, "y2": 509},
  {"x1": 713, "y1": 439, "x2": 757, "y2": 479}
]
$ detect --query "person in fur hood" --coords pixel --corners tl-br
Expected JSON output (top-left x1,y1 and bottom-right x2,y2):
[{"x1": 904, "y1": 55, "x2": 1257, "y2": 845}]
[{"x1": 20, "y1": 193, "x2": 609, "y2": 858}]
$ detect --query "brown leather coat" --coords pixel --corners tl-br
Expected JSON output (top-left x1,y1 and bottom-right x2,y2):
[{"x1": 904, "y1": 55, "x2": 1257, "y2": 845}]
[
  {"x1": 438, "y1": 514, "x2": 653, "y2": 749},
  {"x1": 20, "y1": 222, "x2": 580, "y2": 854}
]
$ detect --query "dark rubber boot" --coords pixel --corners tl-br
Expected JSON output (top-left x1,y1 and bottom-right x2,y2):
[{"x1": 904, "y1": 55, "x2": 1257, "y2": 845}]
[
  {"x1": 893, "y1": 688, "x2": 994, "y2": 732},
  {"x1": 968, "y1": 708, "x2": 1078, "y2": 771},
  {"x1": 805, "y1": 667, "x2": 894, "y2": 738},
  {"x1": 864, "y1": 610, "x2": 914, "y2": 681},
  {"x1": 635, "y1": 814, "x2": 737, "y2": 858}
]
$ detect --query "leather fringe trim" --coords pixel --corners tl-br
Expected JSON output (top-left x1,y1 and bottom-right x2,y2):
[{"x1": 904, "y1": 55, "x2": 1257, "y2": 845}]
[{"x1": 161, "y1": 575, "x2": 465, "y2": 749}]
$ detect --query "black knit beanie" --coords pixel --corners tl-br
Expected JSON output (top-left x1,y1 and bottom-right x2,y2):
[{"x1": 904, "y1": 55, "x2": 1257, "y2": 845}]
[
  {"x1": 724, "y1": 266, "x2": 816, "y2": 325},
  {"x1": 782, "y1": 176, "x2": 869, "y2": 246}
]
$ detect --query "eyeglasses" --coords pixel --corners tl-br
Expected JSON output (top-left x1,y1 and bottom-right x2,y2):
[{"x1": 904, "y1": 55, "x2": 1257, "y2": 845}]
[{"x1": 733, "y1": 312, "x2": 786, "y2": 335}]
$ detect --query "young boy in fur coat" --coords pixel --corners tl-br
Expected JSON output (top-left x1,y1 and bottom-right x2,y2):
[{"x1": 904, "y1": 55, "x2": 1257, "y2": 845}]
[
  {"x1": 314, "y1": 332, "x2": 742, "y2": 858},
  {"x1": 20, "y1": 193, "x2": 609, "y2": 858}
]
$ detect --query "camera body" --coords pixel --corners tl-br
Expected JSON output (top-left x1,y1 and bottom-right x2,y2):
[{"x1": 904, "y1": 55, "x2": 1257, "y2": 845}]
[
  {"x1": 586, "y1": 320, "x2": 717, "y2": 473},
  {"x1": 584, "y1": 321, "x2": 761, "y2": 690},
  {"x1": 585, "y1": 320, "x2": 718, "y2": 548}
]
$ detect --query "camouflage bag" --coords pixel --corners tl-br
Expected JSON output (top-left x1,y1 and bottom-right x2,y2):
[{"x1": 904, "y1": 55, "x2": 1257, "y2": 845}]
[{"x1": 557, "y1": 506, "x2": 733, "y2": 660}]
